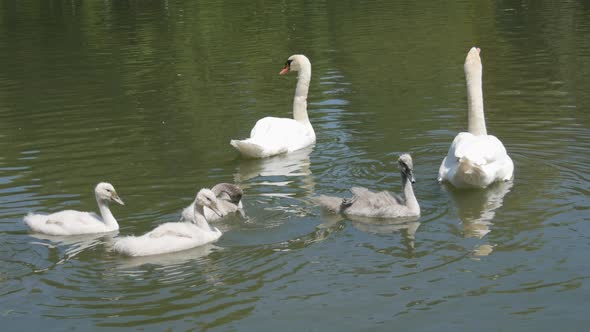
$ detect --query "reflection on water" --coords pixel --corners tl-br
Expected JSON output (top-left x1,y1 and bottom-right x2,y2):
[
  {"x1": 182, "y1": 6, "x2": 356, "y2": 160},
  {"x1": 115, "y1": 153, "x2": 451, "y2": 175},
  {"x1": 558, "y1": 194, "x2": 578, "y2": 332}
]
[
  {"x1": 445, "y1": 181, "x2": 513, "y2": 238},
  {"x1": 234, "y1": 147, "x2": 315, "y2": 219},
  {"x1": 234, "y1": 146, "x2": 314, "y2": 196},
  {"x1": 28, "y1": 232, "x2": 117, "y2": 268},
  {"x1": 351, "y1": 217, "x2": 420, "y2": 246},
  {"x1": 1, "y1": 0, "x2": 590, "y2": 330},
  {"x1": 318, "y1": 211, "x2": 420, "y2": 250},
  {"x1": 443, "y1": 181, "x2": 513, "y2": 257},
  {"x1": 113, "y1": 244, "x2": 221, "y2": 271}
]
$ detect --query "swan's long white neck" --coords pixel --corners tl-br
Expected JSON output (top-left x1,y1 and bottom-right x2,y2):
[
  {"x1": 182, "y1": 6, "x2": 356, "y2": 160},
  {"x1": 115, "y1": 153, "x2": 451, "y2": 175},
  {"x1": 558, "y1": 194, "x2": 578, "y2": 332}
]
[
  {"x1": 96, "y1": 198, "x2": 118, "y2": 230},
  {"x1": 293, "y1": 61, "x2": 312, "y2": 127},
  {"x1": 193, "y1": 202, "x2": 213, "y2": 231},
  {"x1": 465, "y1": 61, "x2": 487, "y2": 136},
  {"x1": 402, "y1": 174, "x2": 420, "y2": 215}
]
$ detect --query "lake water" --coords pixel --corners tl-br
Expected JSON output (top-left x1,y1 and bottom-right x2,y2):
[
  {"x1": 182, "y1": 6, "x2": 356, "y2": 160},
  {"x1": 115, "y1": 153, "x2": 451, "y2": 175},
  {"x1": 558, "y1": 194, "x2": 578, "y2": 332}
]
[{"x1": 1, "y1": 0, "x2": 590, "y2": 330}]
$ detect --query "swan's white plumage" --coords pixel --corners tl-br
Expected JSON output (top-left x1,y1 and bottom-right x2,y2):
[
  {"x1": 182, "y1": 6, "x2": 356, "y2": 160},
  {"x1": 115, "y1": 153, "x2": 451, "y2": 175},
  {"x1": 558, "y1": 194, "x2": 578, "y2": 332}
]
[
  {"x1": 231, "y1": 117, "x2": 315, "y2": 158},
  {"x1": 23, "y1": 182, "x2": 124, "y2": 236},
  {"x1": 438, "y1": 47, "x2": 514, "y2": 188},
  {"x1": 439, "y1": 132, "x2": 514, "y2": 188},
  {"x1": 113, "y1": 188, "x2": 223, "y2": 257},
  {"x1": 231, "y1": 54, "x2": 315, "y2": 158},
  {"x1": 113, "y1": 222, "x2": 221, "y2": 257},
  {"x1": 24, "y1": 211, "x2": 109, "y2": 236}
]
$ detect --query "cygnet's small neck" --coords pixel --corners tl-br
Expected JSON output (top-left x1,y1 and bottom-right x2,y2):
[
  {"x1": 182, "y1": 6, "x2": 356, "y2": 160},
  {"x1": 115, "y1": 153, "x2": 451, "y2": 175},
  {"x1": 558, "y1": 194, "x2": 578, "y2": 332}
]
[
  {"x1": 193, "y1": 203, "x2": 213, "y2": 230},
  {"x1": 96, "y1": 198, "x2": 118, "y2": 230},
  {"x1": 401, "y1": 173, "x2": 420, "y2": 215}
]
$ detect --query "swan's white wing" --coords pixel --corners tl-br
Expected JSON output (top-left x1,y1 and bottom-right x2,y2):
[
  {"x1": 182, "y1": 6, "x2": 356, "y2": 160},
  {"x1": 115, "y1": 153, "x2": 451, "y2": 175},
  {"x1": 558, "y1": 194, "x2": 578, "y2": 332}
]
[
  {"x1": 147, "y1": 222, "x2": 195, "y2": 238},
  {"x1": 113, "y1": 222, "x2": 222, "y2": 257},
  {"x1": 439, "y1": 132, "x2": 513, "y2": 187},
  {"x1": 250, "y1": 117, "x2": 315, "y2": 149},
  {"x1": 231, "y1": 117, "x2": 315, "y2": 158},
  {"x1": 24, "y1": 210, "x2": 106, "y2": 235},
  {"x1": 452, "y1": 133, "x2": 506, "y2": 164}
]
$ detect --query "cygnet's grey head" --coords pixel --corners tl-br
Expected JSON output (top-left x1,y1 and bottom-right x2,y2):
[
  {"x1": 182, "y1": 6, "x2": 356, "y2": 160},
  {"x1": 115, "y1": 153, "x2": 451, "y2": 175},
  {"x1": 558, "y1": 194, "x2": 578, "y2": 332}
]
[
  {"x1": 212, "y1": 183, "x2": 243, "y2": 204},
  {"x1": 398, "y1": 154, "x2": 415, "y2": 184},
  {"x1": 196, "y1": 188, "x2": 222, "y2": 216},
  {"x1": 95, "y1": 182, "x2": 125, "y2": 205},
  {"x1": 279, "y1": 54, "x2": 311, "y2": 75}
]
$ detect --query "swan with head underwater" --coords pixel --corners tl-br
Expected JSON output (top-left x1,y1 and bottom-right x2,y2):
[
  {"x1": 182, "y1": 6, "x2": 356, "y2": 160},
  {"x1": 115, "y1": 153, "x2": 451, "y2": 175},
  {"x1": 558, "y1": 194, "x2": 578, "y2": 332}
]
[
  {"x1": 179, "y1": 182, "x2": 245, "y2": 222},
  {"x1": 113, "y1": 188, "x2": 223, "y2": 257},
  {"x1": 314, "y1": 154, "x2": 420, "y2": 218},
  {"x1": 230, "y1": 54, "x2": 315, "y2": 158},
  {"x1": 438, "y1": 47, "x2": 514, "y2": 188},
  {"x1": 23, "y1": 182, "x2": 125, "y2": 236}
]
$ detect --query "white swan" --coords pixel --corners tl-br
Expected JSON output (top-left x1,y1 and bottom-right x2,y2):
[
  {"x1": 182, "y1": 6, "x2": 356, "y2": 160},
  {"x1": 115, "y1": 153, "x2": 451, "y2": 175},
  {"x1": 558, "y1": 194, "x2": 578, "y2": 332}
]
[
  {"x1": 179, "y1": 183, "x2": 245, "y2": 222},
  {"x1": 438, "y1": 47, "x2": 514, "y2": 188},
  {"x1": 113, "y1": 188, "x2": 223, "y2": 257},
  {"x1": 23, "y1": 182, "x2": 125, "y2": 236},
  {"x1": 230, "y1": 54, "x2": 316, "y2": 158},
  {"x1": 314, "y1": 154, "x2": 420, "y2": 218}
]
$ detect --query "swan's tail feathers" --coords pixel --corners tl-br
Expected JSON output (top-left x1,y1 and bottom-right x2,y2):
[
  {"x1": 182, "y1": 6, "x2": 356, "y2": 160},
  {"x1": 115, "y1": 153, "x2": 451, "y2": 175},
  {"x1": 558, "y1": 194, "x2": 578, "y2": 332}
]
[
  {"x1": 457, "y1": 158, "x2": 487, "y2": 187},
  {"x1": 230, "y1": 140, "x2": 267, "y2": 158},
  {"x1": 313, "y1": 195, "x2": 344, "y2": 213},
  {"x1": 230, "y1": 139, "x2": 287, "y2": 158},
  {"x1": 113, "y1": 236, "x2": 147, "y2": 257},
  {"x1": 23, "y1": 212, "x2": 47, "y2": 230}
]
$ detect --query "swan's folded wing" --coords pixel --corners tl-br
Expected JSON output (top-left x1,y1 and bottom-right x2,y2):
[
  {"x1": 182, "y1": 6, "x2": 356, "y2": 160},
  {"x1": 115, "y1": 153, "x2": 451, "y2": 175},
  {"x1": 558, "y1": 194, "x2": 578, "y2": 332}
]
[
  {"x1": 452, "y1": 133, "x2": 509, "y2": 164},
  {"x1": 350, "y1": 187, "x2": 402, "y2": 208},
  {"x1": 48, "y1": 210, "x2": 100, "y2": 225},
  {"x1": 46, "y1": 219, "x2": 64, "y2": 226},
  {"x1": 250, "y1": 117, "x2": 314, "y2": 148},
  {"x1": 150, "y1": 230, "x2": 192, "y2": 239},
  {"x1": 147, "y1": 223, "x2": 194, "y2": 239}
]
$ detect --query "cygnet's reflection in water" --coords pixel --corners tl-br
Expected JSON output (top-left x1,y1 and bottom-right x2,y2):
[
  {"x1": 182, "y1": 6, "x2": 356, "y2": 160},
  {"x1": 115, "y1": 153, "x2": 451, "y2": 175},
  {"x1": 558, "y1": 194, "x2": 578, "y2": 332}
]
[
  {"x1": 318, "y1": 212, "x2": 421, "y2": 252},
  {"x1": 234, "y1": 147, "x2": 315, "y2": 218},
  {"x1": 28, "y1": 232, "x2": 117, "y2": 265},
  {"x1": 443, "y1": 180, "x2": 513, "y2": 257},
  {"x1": 113, "y1": 243, "x2": 221, "y2": 271},
  {"x1": 111, "y1": 244, "x2": 223, "y2": 289}
]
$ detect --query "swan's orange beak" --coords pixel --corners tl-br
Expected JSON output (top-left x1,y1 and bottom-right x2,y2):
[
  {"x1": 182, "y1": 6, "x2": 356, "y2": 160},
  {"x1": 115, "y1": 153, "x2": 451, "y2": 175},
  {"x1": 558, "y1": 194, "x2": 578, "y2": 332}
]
[
  {"x1": 477, "y1": 47, "x2": 481, "y2": 54},
  {"x1": 279, "y1": 65, "x2": 290, "y2": 75}
]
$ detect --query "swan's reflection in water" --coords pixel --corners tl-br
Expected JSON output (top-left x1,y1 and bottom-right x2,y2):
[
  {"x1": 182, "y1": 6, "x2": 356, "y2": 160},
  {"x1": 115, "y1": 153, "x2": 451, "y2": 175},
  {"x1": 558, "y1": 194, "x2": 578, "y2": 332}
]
[
  {"x1": 234, "y1": 147, "x2": 315, "y2": 197},
  {"x1": 28, "y1": 232, "x2": 117, "y2": 266},
  {"x1": 443, "y1": 181, "x2": 513, "y2": 257},
  {"x1": 234, "y1": 147, "x2": 315, "y2": 219}
]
